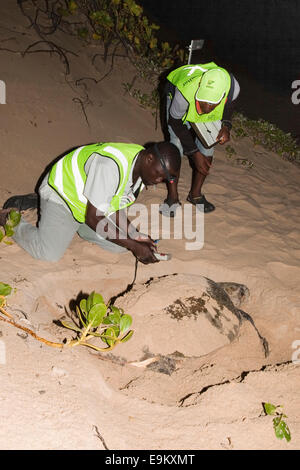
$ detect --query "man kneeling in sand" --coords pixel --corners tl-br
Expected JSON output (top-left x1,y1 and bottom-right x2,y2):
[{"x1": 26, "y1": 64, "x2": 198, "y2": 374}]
[{"x1": 0, "y1": 142, "x2": 181, "y2": 265}]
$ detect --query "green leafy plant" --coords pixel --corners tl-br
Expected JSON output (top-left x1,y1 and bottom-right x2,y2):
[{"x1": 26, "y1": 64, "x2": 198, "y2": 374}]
[
  {"x1": 263, "y1": 402, "x2": 291, "y2": 442},
  {"x1": 85, "y1": 0, "x2": 186, "y2": 72},
  {"x1": 60, "y1": 291, "x2": 133, "y2": 351},
  {"x1": 0, "y1": 210, "x2": 21, "y2": 245},
  {"x1": 0, "y1": 287, "x2": 133, "y2": 352},
  {"x1": 232, "y1": 112, "x2": 300, "y2": 163},
  {"x1": 57, "y1": 0, "x2": 78, "y2": 16},
  {"x1": 233, "y1": 125, "x2": 248, "y2": 139},
  {"x1": 68, "y1": 0, "x2": 78, "y2": 14},
  {"x1": 55, "y1": 0, "x2": 187, "y2": 101},
  {"x1": 123, "y1": 82, "x2": 159, "y2": 113}
]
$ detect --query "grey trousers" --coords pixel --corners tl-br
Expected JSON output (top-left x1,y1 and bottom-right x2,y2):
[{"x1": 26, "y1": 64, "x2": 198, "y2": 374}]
[{"x1": 12, "y1": 178, "x2": 126, "y2": 262}]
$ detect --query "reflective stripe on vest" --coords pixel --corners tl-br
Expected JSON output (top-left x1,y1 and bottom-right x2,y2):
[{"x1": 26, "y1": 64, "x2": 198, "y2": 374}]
[{"x1": 53, "y1": 146, "x2": 87, "y2": 206}]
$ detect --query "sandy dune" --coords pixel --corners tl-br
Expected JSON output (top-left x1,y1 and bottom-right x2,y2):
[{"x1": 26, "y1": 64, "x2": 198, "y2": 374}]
[{"x1": 0, "y1": 3, "x2": 299, "y2": 449}]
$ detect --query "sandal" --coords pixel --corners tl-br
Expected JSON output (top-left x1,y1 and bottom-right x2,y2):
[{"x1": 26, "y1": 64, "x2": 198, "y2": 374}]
[
  {"x1": 186, "y1": 193, "x2": 215, "y2": 213},
  {"x1": 3, "y1": 193, "x2": 38, "y2": 211}
]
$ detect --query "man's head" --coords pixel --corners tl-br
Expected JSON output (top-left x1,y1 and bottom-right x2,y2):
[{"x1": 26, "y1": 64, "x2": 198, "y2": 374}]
[
  {"x1": 195, "y1": 68, "x2": 228, "y2": 115},
  {"x1": 139, "y1": 142, "x2": 181, "y2": 186}
]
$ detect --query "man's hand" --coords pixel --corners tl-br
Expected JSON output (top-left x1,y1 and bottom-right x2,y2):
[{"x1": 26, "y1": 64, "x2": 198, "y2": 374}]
[
  {"x1": 131, "y1": 240, "x2": 158, "y2": 264},
  {"x1": 192, "y1": 151, "x2": 211, "y2": 176},
  {"x1": 217, "y1": 126, "x2": 230, "y2": 145},
  {"x1": 128, "y1": 230, "x2": 160, "y2": 263},
  {"x1": 134, "y1": 233, "x2": 157, "y2": 249}
]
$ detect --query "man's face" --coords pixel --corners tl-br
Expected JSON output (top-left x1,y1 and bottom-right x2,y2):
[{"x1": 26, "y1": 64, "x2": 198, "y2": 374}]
[
  {"x1": 195, "y1": 100, "x2": 218, "y2": 115},
  {"x1": 141, "y1": 155, "x2": 178, "y2": 186}
]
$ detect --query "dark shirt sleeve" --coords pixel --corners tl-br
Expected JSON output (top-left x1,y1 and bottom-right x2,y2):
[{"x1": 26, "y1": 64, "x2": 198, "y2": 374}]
[{"x1": 221, "y1": 74, "x2": 240, "y2": 129}]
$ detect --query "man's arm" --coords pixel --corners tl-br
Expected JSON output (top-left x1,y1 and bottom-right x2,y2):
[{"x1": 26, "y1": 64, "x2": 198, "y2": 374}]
[
  {"x1": 85, "y1": 201, "x2": 158, "y2": 264},
  {"x1": 217, "y1": 75, "x2": 240, "y2": 144},
  {"x1": 221, "y1": 74, "x2": 240, "y2": 132}
]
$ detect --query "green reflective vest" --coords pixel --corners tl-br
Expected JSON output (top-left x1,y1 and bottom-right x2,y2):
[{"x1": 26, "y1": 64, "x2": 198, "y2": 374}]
[
  {"x1": 48, "y1": 143, "x2": 144, "y2": 222},
  {"x1": 167, "y1": 62, "x2": 231, "y2": 123}
]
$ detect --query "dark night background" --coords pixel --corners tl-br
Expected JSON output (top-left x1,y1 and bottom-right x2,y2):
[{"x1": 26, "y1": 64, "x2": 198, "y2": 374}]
[{"x1": 140, "y1": 0, "x2": 300, "y2": 140}]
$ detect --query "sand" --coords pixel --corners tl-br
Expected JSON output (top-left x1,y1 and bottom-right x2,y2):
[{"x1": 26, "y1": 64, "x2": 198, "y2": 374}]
[{"x1": 0, "y1": 2, "x2": 299, "y2": 450}]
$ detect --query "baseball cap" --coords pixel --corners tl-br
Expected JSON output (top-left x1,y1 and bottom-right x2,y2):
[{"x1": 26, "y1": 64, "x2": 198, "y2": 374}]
[{"x1": 195, "y1": 68, "x2": 228, "y2": 104}]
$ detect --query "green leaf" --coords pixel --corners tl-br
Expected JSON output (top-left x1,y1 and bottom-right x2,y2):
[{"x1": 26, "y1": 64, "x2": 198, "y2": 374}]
[
  {"x1": 102, "y1": 311, "x2": 121, "y2": 325},
  {"x1": 68, "y1": 0, "x2": 78, "y2": 14},
  {"x1": 111, "y1": 325, "x2": 120, "y2": 337},
  {"x1": 274, "y1": 419, "x2": 291, "y2": 442},
  {"x1": 86, "y1": 292, "x2": 94, "y2": 312},
  {"x1": 273, "y1": 416, "x2": 281, "y2": 426},
  {"x1": 4, "y1": 224, "x2": 14, "y2": 238},
  {"x1": 110, "y1": 305, "x2": 121, "y2": 318},
  {"x1": 109, "y1": 313, "x2": 120, "y2": 325},
  {"x1": 0, "y1": 282, "x2": 12, "y2": 297},
  {"x1": 86, "y1": 292, "x2": 105, "y2": 312},
  {"x1": 151, "y1": 23, "x2": 160, "y2": 31},
  {"x1": 90, "y1": 10, "x2": 113, "y2": 27},
  {"x1": 0, "y1": 229, "x2": 4, "y2": 242},
  {"x1": 79, "y1": 299, "x2": 88, "y2": 317},
  {"x1": 127, "y1": 0, "x2": 143, "y2": 16},
  {"x1": 87, "y1": 303, "x2": 107, "y2": 328},
  {"x1": 108, "y1": 309, "x2": 122, "y2": 324},
  {"x1": 101, "y1": 327, "x2": 118, "y2": 346},
  {"x1": 101, "y1": 326, "x2": 120, "y2": 345},
  {"x1": 120, "y1": 330, "x2": 134, "y2": 343},
  {"x1": 149, "y1": 37, "x2": 157, "y2": 49},
  {"x1": 264, "y1": 403, "x2": 277, "y2": 416},
  {"x1": 7, "y1": 210, "x2": 21, "y2": 228},
  {"x1": 119, "y1": 314, "x2": 132, "y2": 334},
  {"x1": 76, "y1": 305, "x2": 87, "y2": 327}
]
